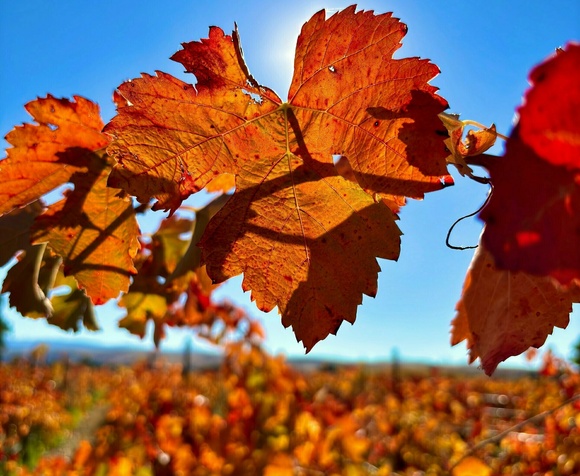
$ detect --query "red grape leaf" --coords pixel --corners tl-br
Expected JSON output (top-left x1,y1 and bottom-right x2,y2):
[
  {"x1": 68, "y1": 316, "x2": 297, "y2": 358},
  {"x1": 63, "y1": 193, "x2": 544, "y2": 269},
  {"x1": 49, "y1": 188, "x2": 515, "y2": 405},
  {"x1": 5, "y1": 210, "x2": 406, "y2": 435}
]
[
  {"x1": 451, "y1": 242, "x2": 580, "y2": 375},
  {"x1": 481, "y1": 44, "x2": 580, "y2": 285},
  {"x1": 105, "y1": 7, "x2": 451, "y2": 350},
  {"x1": 30, "y1": 153, "x2": 140, "y2": 304},
  {"x1": 518, "y1": 43, "x2": 580, "y2": 170},
  {"x1": 0, "y1": 96, "x2": 109, "y2": 216},
  {"x1": 480, "y1": 128, "x2": 580, "y2": 285}
]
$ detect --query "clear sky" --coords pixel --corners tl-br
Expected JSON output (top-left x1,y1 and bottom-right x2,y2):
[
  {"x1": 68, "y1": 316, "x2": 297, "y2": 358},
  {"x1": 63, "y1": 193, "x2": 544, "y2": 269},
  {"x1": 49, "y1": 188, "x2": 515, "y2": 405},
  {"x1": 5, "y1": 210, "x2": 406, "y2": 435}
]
[{"x1": 1, "y1": 1, "x2": 579, "y2": 369}]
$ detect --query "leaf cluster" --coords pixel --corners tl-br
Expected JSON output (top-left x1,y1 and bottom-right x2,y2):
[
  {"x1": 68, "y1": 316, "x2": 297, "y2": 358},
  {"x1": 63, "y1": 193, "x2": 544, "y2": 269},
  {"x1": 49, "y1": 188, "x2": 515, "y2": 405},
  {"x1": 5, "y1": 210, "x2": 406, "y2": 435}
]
[{"x1": 0, "y1": 6, "x2": 578, "y2": 373}]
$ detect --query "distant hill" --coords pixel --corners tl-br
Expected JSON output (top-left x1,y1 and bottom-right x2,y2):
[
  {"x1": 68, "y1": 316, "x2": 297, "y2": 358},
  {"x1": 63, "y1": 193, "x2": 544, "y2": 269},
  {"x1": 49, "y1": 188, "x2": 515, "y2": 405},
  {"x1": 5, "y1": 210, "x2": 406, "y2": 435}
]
[
  {"x1": 1, "y1": 339, "x2": 537, "y2": 379},
  {"x1": 2, "y1": 339, "x2": 222, "y2": 369}
]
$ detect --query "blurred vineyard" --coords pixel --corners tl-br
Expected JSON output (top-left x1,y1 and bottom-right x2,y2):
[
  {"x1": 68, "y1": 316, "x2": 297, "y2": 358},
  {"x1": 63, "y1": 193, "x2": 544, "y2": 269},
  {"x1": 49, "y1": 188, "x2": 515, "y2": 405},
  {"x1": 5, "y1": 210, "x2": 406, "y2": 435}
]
[{"x1": 1, "y1": 341, "x2": 579, "y2": 476}]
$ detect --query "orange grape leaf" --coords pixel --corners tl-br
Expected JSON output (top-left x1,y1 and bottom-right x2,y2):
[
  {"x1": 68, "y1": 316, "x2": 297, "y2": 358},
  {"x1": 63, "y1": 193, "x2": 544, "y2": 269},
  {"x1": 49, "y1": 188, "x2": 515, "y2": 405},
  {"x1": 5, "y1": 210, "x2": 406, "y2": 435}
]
[
  {"x1": 202, "y1": 171, "x2": 401, "y2": 350},
  {"x1": 106, "y1": 7, "x2": 451, "y2": 350},
  {"x1": 30, "y1": 153, "x2": 140, "y2": 304},
  {"x1": 205, "y1": 173, "x2": 235, "y2": 194},
  {"x1": 481, "y1": 45, "x2": 580, "y2": 285},
  {"x1": 518, "y1": 43, "x2": 580, "y2": 170},
  {"x1": 451, "y1": 242, "x2": 580, "y2": 375},
  {"x1": 0, "y1": 95, "x2": 109, "y2": 216}
]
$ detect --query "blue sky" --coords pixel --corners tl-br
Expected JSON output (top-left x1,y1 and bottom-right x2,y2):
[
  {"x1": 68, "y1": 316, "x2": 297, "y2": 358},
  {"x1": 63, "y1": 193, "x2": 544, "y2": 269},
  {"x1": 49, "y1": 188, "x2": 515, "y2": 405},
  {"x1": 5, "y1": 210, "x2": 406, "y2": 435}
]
[{"x1": 1, "y1": 1, "x2": 579, "y2": 368}]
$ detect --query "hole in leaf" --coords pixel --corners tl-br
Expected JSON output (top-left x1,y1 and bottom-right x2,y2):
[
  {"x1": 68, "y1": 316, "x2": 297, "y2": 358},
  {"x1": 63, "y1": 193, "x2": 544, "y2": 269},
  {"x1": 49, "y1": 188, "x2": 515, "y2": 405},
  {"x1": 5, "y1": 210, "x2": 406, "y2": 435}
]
[
  {"x1": 328, "y1": 65, "x2": 336, "y2": 73},
  {"x1": 48, "y1": 123, "x2": 58, "y2": 131},
  {"x1": 241, "y1": 89, "x2": 263, "y2": 104}
]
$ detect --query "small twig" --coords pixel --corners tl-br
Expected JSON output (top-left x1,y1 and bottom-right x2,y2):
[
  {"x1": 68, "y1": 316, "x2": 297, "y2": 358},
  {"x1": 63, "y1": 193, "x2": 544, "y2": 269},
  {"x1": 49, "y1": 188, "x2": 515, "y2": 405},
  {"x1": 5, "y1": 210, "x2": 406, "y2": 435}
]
[
  {"x1": 446, "y1": 184, "x2": 493, "y2": 250},
  {"x1": 449, "y1": 393, "x2": 580, "y2": 472}
]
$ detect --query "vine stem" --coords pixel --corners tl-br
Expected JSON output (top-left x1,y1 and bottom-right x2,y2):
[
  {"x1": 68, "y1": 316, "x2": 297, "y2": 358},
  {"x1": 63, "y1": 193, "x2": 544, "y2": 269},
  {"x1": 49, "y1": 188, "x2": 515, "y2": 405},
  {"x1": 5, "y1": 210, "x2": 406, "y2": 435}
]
[{"x1": 449, "y1": 392, "x2": 580, "y2": 472}]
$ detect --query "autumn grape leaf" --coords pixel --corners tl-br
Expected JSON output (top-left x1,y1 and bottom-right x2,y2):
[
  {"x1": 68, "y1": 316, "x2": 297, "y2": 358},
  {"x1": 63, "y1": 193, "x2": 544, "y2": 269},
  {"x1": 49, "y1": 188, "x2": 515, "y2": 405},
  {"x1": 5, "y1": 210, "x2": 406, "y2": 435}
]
[
  {"x1": 451, "y1": 242, "x2": 580, "y2": 375},
  {"x1": 0, "y1": 96, "x2": 109, "y2": 216},
  {"x1": 105, "y1": 6, "x2": 451, "y2": 349},
  {"x1": 30, "y1": 152, "x2": 140, "y2": 304},
  {"x1": 518, "y1": 43, "x2": 580, "y2": 170},
  {"x1": 205, "y1": 173, "x2": 235, "y2": 194},
  {"x1": 480, "y1": 44, "x2": 580, "y2": 285}
]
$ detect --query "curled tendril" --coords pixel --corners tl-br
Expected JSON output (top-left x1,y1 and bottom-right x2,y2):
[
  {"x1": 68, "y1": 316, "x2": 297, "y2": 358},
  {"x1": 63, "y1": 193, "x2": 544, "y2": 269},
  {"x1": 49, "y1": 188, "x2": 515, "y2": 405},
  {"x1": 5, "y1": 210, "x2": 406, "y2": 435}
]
[{"x1": 446, "y1": 183, "x2": 494, "y2": 250}]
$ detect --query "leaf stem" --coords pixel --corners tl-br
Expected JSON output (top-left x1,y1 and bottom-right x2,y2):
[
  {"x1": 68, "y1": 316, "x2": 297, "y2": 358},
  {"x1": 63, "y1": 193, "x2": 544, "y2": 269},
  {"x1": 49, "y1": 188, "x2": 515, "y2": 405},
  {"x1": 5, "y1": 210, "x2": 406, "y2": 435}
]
[
  {"x1": 462, "y1": 120, "x2": 509, "y2": 141},
  {"x1": 463, "y1": 153, "x2": 501, "y2": 170}
]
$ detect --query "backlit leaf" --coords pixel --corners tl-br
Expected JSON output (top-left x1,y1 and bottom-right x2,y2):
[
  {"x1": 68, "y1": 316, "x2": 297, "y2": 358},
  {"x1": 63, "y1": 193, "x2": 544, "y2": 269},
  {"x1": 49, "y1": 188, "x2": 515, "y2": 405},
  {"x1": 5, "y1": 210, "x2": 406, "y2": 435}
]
[
  {"x1": 518, "y1": 43, "x2": 580, "y2": 170},
  {"x1": 205, "y1": 173, "x2": 235, "y2": 194},
  {"x1": 451, "y1": 242, "x2": 580, "y2": 375},
  {"x1": 201, "y1": 170, "x2": 401, "y2": 350},
  {"x1": 30, "y1": 153, "x2": 140, "y2": 304},
  {"x1": 480, "y1": 44, "x2": 580, "y2": 285},
  {"x1": 480, "y1": 128, "x2": 580, "y2": 285},
  {"x1": 105, "y1": 7, "x2": 451, "y2": 349},
  {"x1": 0, "y1": 96, "x2": 108, "y2": 216}
]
